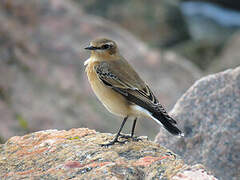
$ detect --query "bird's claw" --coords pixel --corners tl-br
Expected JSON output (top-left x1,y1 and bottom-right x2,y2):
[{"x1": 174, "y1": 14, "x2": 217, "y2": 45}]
[
  {"x1": 119, "y1": 134, "x2": 142, "y2": 142},
  {"x1": 119, "y1": 134, "x2": 131, "y2": 139},
  {"x1": 100, "y1": 139, "x2": 127, "y2": 147}
]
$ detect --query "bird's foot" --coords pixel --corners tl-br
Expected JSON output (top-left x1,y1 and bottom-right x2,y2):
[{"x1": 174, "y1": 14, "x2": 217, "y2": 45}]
[
  {"x1": 100, "y1": 139, "x2": 127, "y2": 147},
  {"x1": 119, "y1": 133, "x2": 131, "y2": 139},
  {"x1": 119, "y1": 134, "x2": 142, "y2": 142}
]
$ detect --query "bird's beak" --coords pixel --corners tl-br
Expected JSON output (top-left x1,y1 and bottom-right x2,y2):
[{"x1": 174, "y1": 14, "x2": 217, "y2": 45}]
[{"x1": 84, "y1": 46, "x2": 98, "y2": 50}]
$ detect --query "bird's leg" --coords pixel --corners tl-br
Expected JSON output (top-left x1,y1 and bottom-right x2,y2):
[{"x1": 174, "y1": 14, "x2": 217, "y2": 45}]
[
  {"x1": 120, "y1": 117, "x2": 137, "y2": 138},
  {"x1": 131, "y1": 117, "x2": 137, "y2": 137},
  {"x1": 101, "y1": 116, "x2": 128, "y2": 146},
  {"x1": 119, "y1": 118, "x2": 141, "y2": 141}
]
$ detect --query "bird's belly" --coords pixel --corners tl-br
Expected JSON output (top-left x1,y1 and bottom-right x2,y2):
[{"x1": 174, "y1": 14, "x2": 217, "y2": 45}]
[{"x1": 87, "y1": 67, "x2": 129, "y2": 117}]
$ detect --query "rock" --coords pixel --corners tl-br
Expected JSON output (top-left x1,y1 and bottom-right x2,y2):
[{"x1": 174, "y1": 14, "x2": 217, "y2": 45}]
[
  {"x1": 181, "y1": 0, "x2": 240, "y2": 11},
  {"x1": 180, "y1": 1, "x2": 240, "y2": 42},
  {"x1": 173, "y1": 40, "x2": 222, "y2": 70},
  {"x1": 79, "y1": 0, "x2": 189, "y2": 48},
  {"x1": 0, "y1": 0, "x2": 202, "y2": 141},
  {"x1": 0, "y1": 128, "x2": 217, "y2": 179},
  {"x1": 177, "y1": 1, "x2": 240, "y2": 70},
  {"x1": 208, "y1": 31, "x2": 240, "y2": 73},
  {"x1": 178, "y1": 1, "x2": 240, "y2": 70},
  {"x1": 156, "y1": 66, "x2": 240, "y2": 180},
  {"x1": 79, "y1": 0, "x2": 238, "y2": 71}
]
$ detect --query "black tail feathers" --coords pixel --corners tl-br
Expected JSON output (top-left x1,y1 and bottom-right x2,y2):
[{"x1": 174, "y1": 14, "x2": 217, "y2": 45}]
[
  {"x1": 152, "y1": 112, "x2": 183, "y2": 136},
  {"x1": 115, "y1": 88, "x2": 184, "y2": 136}
]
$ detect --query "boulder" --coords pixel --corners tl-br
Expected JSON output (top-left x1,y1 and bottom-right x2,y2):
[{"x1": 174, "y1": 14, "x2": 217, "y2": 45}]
[
  {"x1": 79, "y1": 0, "x2": 189, "y2": 48},
  {"x1": 156, "y1": 66, "x2": 240, "y2": 180},
  {"x1": 208, "y1": 31, "x2": 240, "y2": 73},
  {"x1": 178, "y1": 1, "x2": 240, "y2": 70},
  {"x1": 0, "y1": 128, "x2": 217, "y2": 179}
]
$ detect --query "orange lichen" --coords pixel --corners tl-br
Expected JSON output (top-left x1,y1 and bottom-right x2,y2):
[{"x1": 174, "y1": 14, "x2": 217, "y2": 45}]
[
  {"x1": 16, "y1": 147, "x2": 48, "y2": 157},
  {"x1": 65, "y1": 161, "x2": 111, "y2": 169},
  {"x1": 16, "y1": 169, "x2": 39, "y2": 175},
  {"x1": 132, "y1": 156, "x2": 168, "y2": 167}
]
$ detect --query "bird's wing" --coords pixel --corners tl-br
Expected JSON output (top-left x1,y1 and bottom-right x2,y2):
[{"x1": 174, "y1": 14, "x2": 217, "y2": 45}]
[
  {"x1": 94, "y1": 59, "x2": 155, "y2": 101},
  {"x1": 94, "y1": 59, "x2": 177, "y2": 125}
]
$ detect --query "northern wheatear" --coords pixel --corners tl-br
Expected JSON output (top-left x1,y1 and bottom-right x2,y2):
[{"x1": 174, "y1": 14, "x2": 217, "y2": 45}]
[{"x1": 84, "y1": 38, "x2": 184, "y2": 146}]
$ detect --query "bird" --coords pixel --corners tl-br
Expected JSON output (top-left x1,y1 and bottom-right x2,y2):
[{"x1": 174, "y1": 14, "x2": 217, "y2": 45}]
[{"x1": 84, "y1": 38, "x2": 184, "y2": 146}]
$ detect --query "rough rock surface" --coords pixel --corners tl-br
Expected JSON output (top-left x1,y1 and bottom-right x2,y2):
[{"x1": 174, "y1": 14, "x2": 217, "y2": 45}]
[
  {"x1": 156, "y1": 67, "x2": 240, "y2": 180},
  {"x1": 0, "y1": 128, "x2": 217, "y2": 179},
  {"x1": 0, "y1": 0, "x2": 201, "y2": 141}
]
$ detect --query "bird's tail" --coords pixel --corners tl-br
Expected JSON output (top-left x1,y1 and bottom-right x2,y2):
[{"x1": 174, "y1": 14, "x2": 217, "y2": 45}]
[
  {"x1": 115, "y1": 88, "x2": 184, "y2": 136},
  {"x1": 151, "y1": 110, "x2": 184, "y2": 136}
]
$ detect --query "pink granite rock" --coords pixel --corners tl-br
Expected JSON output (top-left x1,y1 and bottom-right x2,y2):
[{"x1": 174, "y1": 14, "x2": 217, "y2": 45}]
[
  {"x1": 0, "y1": 128, "x2": 217, "y2": 179},
  {"x1": 156, "y1": 66, "x2": 240, "y2": 180}
]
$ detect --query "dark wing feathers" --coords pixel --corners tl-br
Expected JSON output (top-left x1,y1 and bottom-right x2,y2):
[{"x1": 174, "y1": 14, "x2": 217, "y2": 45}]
[
  {"x1": 94, "y1": 60, "x2": 180, "y2": 132},
  {"x1": 126, "y1": 88, "x2": 177, "y2": 125}
]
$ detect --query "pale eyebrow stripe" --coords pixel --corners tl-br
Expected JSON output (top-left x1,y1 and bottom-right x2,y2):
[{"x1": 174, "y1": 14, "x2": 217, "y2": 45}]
[{"x1": 105, "y1": 42, "x2": 114, "y2": 46}]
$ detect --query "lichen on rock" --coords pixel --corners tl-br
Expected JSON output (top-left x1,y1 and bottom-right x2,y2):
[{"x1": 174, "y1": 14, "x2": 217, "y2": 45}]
[{"x1": 0, "y1": 128, "x2": 216, "y2": 179}]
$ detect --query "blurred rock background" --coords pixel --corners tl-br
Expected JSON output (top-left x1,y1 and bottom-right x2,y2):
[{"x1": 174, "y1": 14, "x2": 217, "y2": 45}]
[
  {"x1": 0, "y1": 0, "x2": 239, "y2": 141},
  {"x1": 0, "y1": 0, "x2": 239, "y2": 179}
]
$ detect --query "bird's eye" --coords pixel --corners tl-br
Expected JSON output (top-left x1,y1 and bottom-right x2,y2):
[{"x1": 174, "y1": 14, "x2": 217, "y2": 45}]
[{"x1": 101, "y1": 44, "x2": 111, "y2": 50}]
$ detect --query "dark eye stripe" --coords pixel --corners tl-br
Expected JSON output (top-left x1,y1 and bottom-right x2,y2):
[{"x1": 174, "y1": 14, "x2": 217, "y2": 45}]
[{"x1": 101, "y1": 44, "x2": 111, "y2": 50}]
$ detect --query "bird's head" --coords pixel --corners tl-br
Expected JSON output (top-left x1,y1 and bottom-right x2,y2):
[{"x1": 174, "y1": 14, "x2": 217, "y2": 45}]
[{"x1": 85, "y1": 38, "x2": 118, "y2": 58}]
